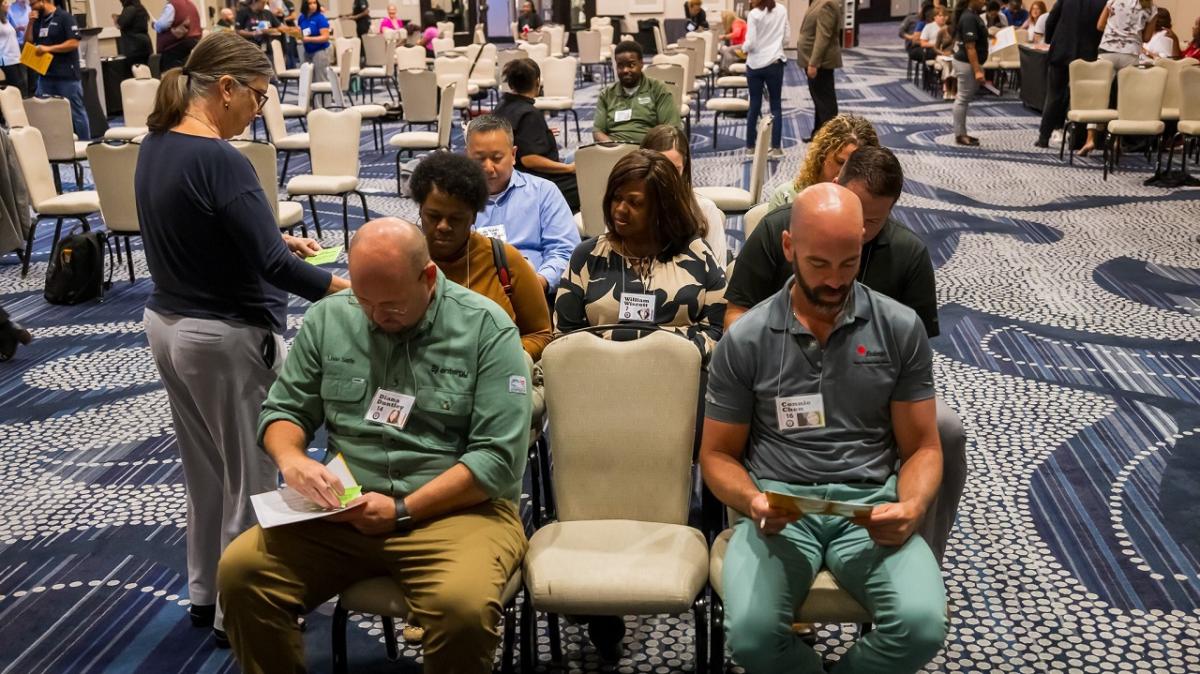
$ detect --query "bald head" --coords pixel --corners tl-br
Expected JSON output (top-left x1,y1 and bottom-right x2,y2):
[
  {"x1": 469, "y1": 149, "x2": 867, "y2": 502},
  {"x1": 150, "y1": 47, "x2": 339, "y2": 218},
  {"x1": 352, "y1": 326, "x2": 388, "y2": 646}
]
[
  {"x1": 349, "y1": 218, "x2": 437, "y2": 333},
  {"x1": 788, "y1": 182, "x2": 864, "y2": 251},
  {"x1": 783, "y1": 183, "x2": 865, "y2": 316}
]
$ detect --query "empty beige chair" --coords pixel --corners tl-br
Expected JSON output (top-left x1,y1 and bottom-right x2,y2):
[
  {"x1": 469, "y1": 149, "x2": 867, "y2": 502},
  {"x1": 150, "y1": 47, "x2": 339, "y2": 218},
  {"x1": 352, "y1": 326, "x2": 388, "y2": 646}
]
[
  {"x1": 524, "y1": 330, "x2": 709, "y2": 667},
  {"x1": 652, "y1": 51, "x2": 694, "y2": 109},
  {"x1": 359, "y1": 32, "x2": 397, "y2": 101},
  {"x1": 577, "y1": 30, "x2": 607, "y2": 84},
  {"x1": 644, "y1": 61, "x2": 690, "y2": 135},
  {"x1": 518, "y1": 42, "x2": 550, "y2": 60},
  {"x1": 534, "y1": 55, "x2": 580, "y2": 141},
  {"x1": 105, "y1": 77, "x2": 159, "y2": 140},
  {"x1": 232, "y1": 140, "x2": 307, "y2": 234},
  {"x1": 270, "y1": 40, "x2": 301, "y2": 96},
  {"x1": 1164, "y1": 66, "x2": 1200, "y2": 176},
  {"x1": 597, "y1": 24, "x2": 614, "y2": 59},
  {"x1": 473, "y1": 22, "x2": 485, "y2": 44},
  {"x1": 1154, "y1": 57, "x2": 1198, "y2": 122},
  {"x1": 574, "y1": 141, "x2": 639, "y2": 238},
  {"x1": 437, "y1": 20, "x2": 454, "y2": 38},
  {"x1": 695, "y1": 115, "x2": 772, "y2": 215},
  {"x1": 286, "y1": 108, "x2": 370, "y2": 248},
  {"x1": 9, "y1": 126, "x2": 101, "y2": 276},
  {"x1": 395, "y1": 44, "x2": 427, "y2": 71},
  {"x1": 708, "y1": 524, "x2": 871, "y2": 672},
  {"x1": 1, "y1": 84, "x2": 29, "y2": 127},
  {"x1": 543, "y1": 23, "x2": 567, "y2": 56},
  {"x1": 1103, "y1": 65, "x2": 1167, "y2": 180},
  {"x1": 262, "y1": 84, "x2": 311, "y2": 186},
  {"x1": 22, "y1": 97, "x2": 88, "y2": 191},
  {"x1": 328, "y1": 51, "x2": 388, "y2": 152},
  {"x1": 1060, "y1": 58, "x2": 1116, "y2": 163},
  {"x1": 280, "y1": 63, "x2": 314, "y2": 129},
  {"x1": 131, "y1": 63, "x2": 152, "y2": 79},
  {"x1": 705, "y1": 92, "x2": 750, "y2": 149},
  {"x1": 85, "y1": 142, "x2": 141, "y2": 282},
  {"x1": 389, "y1": 79, "x2": 455, "y2": 193},
  {"x1": 330, "y1": 573, "x2": 524, "y2": 672},
  {"x1": 431, "y1": 35, "x2": 456, "y2": 55},
  {"x1": 434, "y1": 55, "x2": 480, "y2": 121}
]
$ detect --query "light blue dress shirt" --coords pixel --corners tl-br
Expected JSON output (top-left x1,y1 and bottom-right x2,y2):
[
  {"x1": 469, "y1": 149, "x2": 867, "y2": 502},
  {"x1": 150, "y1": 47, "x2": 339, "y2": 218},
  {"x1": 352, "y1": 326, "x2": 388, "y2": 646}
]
[
  {"x1": 7, "y1": 2, "x2": 31, "y2": 43},
  {"x1": 472, "y1": 169, "x2": 580, "y2": 290},
  {"x1": 153, "y1": 3, "x2": 175, "y2": 33}
]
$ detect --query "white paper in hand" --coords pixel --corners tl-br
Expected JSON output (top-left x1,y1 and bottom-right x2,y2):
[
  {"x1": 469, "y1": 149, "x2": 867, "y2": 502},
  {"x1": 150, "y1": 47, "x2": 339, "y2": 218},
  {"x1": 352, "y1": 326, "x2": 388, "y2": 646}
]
[
  {"x1": 765, "y1": 490, "x2": 874, "y2": 519},
  {"x1": 251, "y1": 455, "x2": 364, "y2": 528}
]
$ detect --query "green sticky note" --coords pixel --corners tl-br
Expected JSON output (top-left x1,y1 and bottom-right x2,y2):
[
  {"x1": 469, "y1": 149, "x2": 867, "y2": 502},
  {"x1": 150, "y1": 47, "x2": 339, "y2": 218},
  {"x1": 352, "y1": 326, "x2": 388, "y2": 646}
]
[
  {"x1": 338, "y1": 485, "x2": 362, "y2": 506},
  {"x1": 305, "y1": 245, "x2": 343, "y2": 266}
]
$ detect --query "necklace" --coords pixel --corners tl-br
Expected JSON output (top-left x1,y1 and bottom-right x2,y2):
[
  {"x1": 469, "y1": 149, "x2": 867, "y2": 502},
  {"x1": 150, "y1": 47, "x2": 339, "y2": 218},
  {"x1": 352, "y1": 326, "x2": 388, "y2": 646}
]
[{"x1": 185, "y1": 112, "x2": 221, "y2": 137}]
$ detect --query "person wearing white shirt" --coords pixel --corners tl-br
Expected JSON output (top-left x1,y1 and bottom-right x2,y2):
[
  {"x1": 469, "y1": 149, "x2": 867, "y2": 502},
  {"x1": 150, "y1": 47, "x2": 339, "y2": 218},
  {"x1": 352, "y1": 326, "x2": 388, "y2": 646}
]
[
  {"x1": 0, "y1": 0, "x2": 25, "y2": 96},
  {"x1": 742, "y1": 0, "x2": 789, "y2": 158}
]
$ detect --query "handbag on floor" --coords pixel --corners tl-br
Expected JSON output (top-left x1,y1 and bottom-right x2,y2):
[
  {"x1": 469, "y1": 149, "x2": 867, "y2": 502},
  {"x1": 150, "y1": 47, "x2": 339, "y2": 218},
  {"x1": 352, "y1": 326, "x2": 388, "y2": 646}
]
[{"x1": 44, "y1": 226, "x2": 114, "y2": 305}]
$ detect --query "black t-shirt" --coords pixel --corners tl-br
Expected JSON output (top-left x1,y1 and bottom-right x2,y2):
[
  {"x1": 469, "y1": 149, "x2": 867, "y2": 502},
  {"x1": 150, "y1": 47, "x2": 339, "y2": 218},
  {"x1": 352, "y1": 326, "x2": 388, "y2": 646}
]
[
  {"x1": 30, "y1": 8, "x2": 80, "y2": 80},
  {"x1": 725, "y1": 204, "x2": 940, "y2": 337},
  {"x1": 494, "y1": 93, "x2": 561, "y2": 165},
  {"x1": 954, "y1": 10, "x2": 988, "y2": 63},
  {"x1": 237, "y1": 4, "x2": 280, "y2": 43},
  {"x1": 353, "y1": 0, "x2": 370, "y2": 35},
  {"x1": 135, "y1": 132, "x2": 332, "y2": 332}
]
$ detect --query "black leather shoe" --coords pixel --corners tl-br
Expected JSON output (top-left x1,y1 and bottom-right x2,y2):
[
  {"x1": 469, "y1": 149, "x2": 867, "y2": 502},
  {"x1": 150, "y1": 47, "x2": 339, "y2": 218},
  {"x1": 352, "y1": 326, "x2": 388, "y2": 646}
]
[
  {"x1": 1034, "y1": 139, "x2": 1049, "y2": 148},
  {"x1": 586, "y1": 616, "x2": 625, "y2": 664},
  {"x1": 212, "y1": 628, "x2": 230, "y2": 649},
  {"x1": 188, "y1": 604, "x2": 215, "y2": 628}
]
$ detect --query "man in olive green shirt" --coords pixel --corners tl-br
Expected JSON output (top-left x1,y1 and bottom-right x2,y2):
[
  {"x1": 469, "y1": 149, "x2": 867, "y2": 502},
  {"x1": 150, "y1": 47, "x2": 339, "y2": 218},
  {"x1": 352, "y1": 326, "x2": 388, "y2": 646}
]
[
  {"x1": 593, "y1": 40, "x2": 682, "y2": 144},
  {"x1": 218, "y1": 219, "x2": 530, "y2": 674}
]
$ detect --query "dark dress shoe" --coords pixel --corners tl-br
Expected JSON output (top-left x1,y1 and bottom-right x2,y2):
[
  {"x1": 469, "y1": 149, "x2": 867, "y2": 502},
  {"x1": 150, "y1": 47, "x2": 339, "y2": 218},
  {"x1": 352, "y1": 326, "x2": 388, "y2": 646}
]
[
  {"x1": 212, "y1": 628, "x2": 230, "y2": 649},
  {"x1": 188, "y1": 604, "x2": 215, "y2": 628},
  {"x1": 586, "y1": 616, "x2": 626, "y2": 663},
  {"x1": 1034, "y1": 139, "x2": 1049, "y2": 148}
]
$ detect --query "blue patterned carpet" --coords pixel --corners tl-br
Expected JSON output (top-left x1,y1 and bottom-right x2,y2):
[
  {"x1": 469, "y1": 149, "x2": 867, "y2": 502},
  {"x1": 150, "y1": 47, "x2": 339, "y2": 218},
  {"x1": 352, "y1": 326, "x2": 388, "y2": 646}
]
[{"x1": 1, "y1": 23, "x2": 1198, "y2": 674}]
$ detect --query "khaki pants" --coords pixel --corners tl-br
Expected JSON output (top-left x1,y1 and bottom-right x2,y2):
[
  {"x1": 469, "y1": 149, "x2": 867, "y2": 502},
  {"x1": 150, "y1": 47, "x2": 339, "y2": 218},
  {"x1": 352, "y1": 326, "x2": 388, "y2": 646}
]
[{"x1": 217, "y1": 499, "x2": 527, "y2": 674}]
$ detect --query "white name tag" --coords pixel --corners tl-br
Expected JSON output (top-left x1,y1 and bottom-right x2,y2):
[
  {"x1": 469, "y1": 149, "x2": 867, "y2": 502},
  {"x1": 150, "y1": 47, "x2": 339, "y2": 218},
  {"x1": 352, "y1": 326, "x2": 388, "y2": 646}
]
[
  {"x1": 476, "y1": 224, "x2": 508, "y2": 242},
  {"x1": 614, "y1": 108, "x2": 632, "y2": 123},
  {"x1": 618, "y1": 292, "x2": 656, "y2": 322},
  {"x1": 365, "y1": 388, "x2": 415, "y2": 429},
  {"x1": 776, "y1": 394, "x2": 826, "y2": 431},
  {"x1": 39, "y1": 27, "x2": 50, "y2": 38},
  {"x1": 302, "y1": 26, "x2": 311, "y2": 36}
]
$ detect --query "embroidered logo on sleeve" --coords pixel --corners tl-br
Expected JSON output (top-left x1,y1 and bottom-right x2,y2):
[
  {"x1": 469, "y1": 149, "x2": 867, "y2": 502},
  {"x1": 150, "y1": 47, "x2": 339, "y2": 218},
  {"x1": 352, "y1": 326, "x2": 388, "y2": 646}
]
[{"x1": 508, "y1": 375, "x2": 528, "y2": 395}]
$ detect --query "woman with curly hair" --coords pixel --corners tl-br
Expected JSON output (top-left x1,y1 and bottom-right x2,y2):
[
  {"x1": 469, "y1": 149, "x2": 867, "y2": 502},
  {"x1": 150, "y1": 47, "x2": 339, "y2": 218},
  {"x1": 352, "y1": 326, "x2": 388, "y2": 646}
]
[{"x1": 766, "y1": 114, "x2": 879, "y2": 209}]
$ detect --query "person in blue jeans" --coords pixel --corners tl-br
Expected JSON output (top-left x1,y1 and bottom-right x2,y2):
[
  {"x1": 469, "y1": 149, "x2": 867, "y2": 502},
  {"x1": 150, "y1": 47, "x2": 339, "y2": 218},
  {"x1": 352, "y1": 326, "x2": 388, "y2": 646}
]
[
  {"x1": 742, "y1": 0, "x2": 788, "y2": 159},
  {"x1": 27, "y1": 0, "x2": 89, "y2": 140}
]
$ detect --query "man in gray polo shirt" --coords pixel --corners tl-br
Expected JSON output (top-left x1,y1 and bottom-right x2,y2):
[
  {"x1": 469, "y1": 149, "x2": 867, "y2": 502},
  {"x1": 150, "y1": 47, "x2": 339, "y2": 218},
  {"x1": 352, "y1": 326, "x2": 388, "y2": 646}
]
[{"x1": 701, "y1": 183, "x2": 947, "y2": 674}]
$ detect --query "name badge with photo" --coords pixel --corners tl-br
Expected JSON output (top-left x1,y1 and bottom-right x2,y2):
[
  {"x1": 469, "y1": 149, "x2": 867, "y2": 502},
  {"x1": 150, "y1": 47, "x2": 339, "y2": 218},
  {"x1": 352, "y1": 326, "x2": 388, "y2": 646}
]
[
  {"x1": 365, "y1": 388, "x2": 415, "y2": 430},
  {"x1": 476, "y1": 224, "x2": 508, "y2": 242},
  {"x1": 614, "y1": 108, "x2": 633, "y2": 123},
  {"x1": 619, "y1": 292, "x2": 656, "y2": 322},
  {"x1": 775, "y1": 394, "x2": 826, "y2": 432}
]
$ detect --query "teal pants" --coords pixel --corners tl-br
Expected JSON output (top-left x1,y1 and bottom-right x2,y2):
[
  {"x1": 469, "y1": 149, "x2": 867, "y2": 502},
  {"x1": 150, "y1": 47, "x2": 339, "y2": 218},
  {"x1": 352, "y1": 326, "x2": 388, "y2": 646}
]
[{"x1": 722, "y1": 477, "x2": 947, "y2": 674}]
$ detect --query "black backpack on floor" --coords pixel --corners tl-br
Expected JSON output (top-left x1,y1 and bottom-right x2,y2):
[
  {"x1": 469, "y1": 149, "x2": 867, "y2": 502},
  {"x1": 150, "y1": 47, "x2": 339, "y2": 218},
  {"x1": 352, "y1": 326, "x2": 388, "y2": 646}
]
[{"x1": 44, "y1": 226, "x2": 113, "y2": 305}]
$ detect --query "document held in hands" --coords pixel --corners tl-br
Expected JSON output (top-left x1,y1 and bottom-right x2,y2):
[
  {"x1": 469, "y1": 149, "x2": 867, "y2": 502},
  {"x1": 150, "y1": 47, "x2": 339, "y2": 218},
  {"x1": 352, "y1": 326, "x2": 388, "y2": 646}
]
[
  {"x1": 765, "y1": 491, "x2": 875, "y2": 519},
  {"x1": 20, "y1": 43, "x2": 53, "y2": 76},
  {"x1": 305, "y1": 245, "x2": 343, "y2": 266},
  {"x1": 251, "y1": 454, "x2": 363, "y2": 528}
]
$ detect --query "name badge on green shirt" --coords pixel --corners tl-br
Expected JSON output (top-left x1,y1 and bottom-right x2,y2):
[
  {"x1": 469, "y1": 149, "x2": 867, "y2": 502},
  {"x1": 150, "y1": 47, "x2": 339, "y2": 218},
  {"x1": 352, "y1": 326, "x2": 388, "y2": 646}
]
[
  {"x1": 776, "y1": 394, "x2": 826, "y2": 431},
  {"x1": 366, "y1": 388, "x2": 415, "y2": 429},
  {"x1": 614, "y1": 108, "x2": 633, "y2": 122}
]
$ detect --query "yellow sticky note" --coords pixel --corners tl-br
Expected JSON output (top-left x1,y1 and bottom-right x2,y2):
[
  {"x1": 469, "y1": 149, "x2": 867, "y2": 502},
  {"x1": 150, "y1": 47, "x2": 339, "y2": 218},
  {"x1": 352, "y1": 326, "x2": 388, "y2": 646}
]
[
  {"x1": 21, "y1": 42, "x2": 53, "y2": 76},
  {"x1": 338, "y1": 485, "x2": 362, "y2": 506}
]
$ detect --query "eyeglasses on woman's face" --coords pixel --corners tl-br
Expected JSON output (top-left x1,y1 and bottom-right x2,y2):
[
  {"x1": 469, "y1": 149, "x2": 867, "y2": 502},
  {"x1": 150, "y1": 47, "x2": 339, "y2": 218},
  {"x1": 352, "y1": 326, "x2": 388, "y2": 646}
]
[{"x1": 242, "y1": 81, "x2": 269, "y2": 111}]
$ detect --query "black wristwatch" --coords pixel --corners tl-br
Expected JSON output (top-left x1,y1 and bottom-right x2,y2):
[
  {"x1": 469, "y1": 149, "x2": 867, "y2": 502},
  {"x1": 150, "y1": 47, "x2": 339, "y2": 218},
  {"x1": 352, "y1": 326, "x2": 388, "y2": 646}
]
[{"x1": 393, "y1": 497, "x2": 414, "y2": 533}]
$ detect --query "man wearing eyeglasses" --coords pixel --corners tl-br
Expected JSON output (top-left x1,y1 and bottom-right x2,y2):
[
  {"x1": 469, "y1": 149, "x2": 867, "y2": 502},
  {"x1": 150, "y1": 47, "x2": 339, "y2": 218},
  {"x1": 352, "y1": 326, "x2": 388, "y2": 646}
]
[{"x1": 219, "y1": 218, "x2": 532, "y2": 674}]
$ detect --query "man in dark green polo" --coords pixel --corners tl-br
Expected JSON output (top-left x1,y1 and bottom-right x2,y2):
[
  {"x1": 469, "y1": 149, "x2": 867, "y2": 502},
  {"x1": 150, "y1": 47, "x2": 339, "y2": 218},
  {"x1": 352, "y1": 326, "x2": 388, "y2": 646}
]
[{"x1": 593, "y1": 40, "x2": 681, "y2": 144}]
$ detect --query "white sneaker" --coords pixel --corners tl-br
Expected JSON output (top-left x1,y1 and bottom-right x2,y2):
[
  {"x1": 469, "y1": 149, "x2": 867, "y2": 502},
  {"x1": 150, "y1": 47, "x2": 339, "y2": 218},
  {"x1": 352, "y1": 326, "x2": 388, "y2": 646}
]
[
  {"x1": 767, "y1": 148, "x2": 785, "y2": 160},
  {"x1": 1050, "y1": 130, "x2": 1062, "y2": 146}
]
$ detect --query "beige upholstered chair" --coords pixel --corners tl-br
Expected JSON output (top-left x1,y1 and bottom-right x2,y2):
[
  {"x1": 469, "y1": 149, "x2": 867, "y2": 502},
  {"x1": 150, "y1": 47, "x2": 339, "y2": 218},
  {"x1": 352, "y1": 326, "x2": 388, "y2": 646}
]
[
  {"x1": 270, "y1": 39, "x2": 301, "y2": 97},
  {"x1": 285, "y1": 108, "x2": 370, "y2": 248},
  {"x1": 262, "y1": 84, "x2": 311, "y2": 186},
  {"x1": 130, "y1": 63, "x2": 152, "y2": 79},
  {"x1": 328, "y1": 51, "x2": 388, "y2": 152},
  {"x1": 434, "y1": 55, "x2": 480, "y2": 121},
  {"x1": 524, "y1": 329, "x2": 709, "y2": 667},
  {"x1": 0, "y1": 84, "x2": 29, "y2": 127},
  {"x1": 644, "y1": 61, "x2": 691, "y2": 136},
  {"x1": 9, "y1": 126, "x2": 100, "y2": 276},
  {"x1": 534, "y1": 55, "x2": 580, "y2": 142},
  {"x1": 232, "y1": 140, "x2": 307, "y2": 234},
  {"x1": 704, "y1": 85, "x2": 750, "y2": 149},
  {"x1": 695, "y1": 114, "x2": 772, "y2": 215},
  {"x1": 359, "y1": 32, "x2": 397, "y2": 101},
  {"x1": 85, "y1": 142, "x2": 141, "y2": 282},
  {"x1": 742, "y1": 202, "x2": 771, "y2": 240},
  {"x1": 1164, "y1": 65, "x2": 1200, "y2": 176},
  {"x1": 518, "y1": 41, "x2": 550, "y2": 60},
  {"x1": 1154, "y1": 57, "x2": 1198, "y2": 122},
  {"x1": 577, "y1": 30, "x2": 607, "y2": 83},
  {"x1": 1103, "y1": 65, "x2": 1167, "y2": 180},
  {"x1": 394, "y1": 44, "x2": 427, "y2": 72},
  {"x1": 389, "y1": 79, "x2": 455, "y2": 193},
  {"x1": 431, "y1": 35, "x2": 456, "y2": 55},
  {"x1": 280, "y1": 63, "x2": 314, "y2": 129},
  {"x1": 22, "y1": 97, "x2": 88, "y2": 191},
  {"x1": 574, "y1": 141, "x2": 638, "y2": 238},
  {"x1": 436, "y1": 20, "x2": 454, "y2": 38},
  {"x1": 1061, "y1": 58, "x2": 1116, "y2": 163},
  {"x1": 105, "y1": 77, "x2": 159, "y2": 141}
]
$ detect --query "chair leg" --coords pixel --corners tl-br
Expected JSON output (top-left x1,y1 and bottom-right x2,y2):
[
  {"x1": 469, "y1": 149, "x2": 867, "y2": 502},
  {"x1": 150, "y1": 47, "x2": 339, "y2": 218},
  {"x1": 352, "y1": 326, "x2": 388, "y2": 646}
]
[
  {"x1": 125, "y1": 237, "x2": 135, "y2": 283},
  {"x1": 355, "y1": 190, "x2": 370, "y2": 229},
  {"x1": 331, "y1": 601, "x2": 349, "y2": 674},
  {"x1": 280, "y1": 151, "x2": 292, "y2": 187},
  {"x1": 547, "y1": 612, "x2": 563, "y2": 664},
  {"x1": 52, "y1": 166, "x2": 62, "y2": 194},
  {"x1": 307, "y1": 195, "x2": 323, "y2": 237},
  {"x1": 712, "y1": 111, "x2": 719, "y2": 150},
  {"x1": 527, "y1": 441, "x2": 543, "y2": 529},
  {"x1": 1164, "y1": 132, "x2": 1181, "y2": 174},
  {"x1": 709, "y1": 594, "x2": 725, "y2": 674},
  {"x1": 1060, "y1": 121, "x2": 1070, "y2": 161},
  {"x1": 395, "y1": 151, "x2": 404, "y2": 195},
  {"x1": 73, "y1": 162, "x2": 83, "y2": 190},
  {"x1": 520, "y1": 594, "x2": 536, "y2": 672},
  {"x1": 21, "y1": 216, "x2": 42, "y2": 277},
  {"x1": 340, "y1": 193, "x2": 351, "y2": 250},
  {"x1": 381, "y1": 616, "x2": 400, "y2": 660},
  {"x1": 693, "y1": 595, "x2": 708, "y2": 674},
  {"x1": 1103, "y1": 135, "x2": 1111, "y2": 180},
  {"x1": 537, "y1": 435, "x2": 555, "y2": 521},
  {"x1": 500, "y1": 600, "x2": 517, "y2": 674}
]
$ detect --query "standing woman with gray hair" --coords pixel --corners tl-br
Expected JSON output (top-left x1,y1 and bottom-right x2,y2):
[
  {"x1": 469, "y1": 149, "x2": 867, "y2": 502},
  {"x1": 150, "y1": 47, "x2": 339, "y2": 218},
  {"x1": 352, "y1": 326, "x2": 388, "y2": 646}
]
[{"x1": 135, "y1": 31, "x2": 349, "y2": 646}]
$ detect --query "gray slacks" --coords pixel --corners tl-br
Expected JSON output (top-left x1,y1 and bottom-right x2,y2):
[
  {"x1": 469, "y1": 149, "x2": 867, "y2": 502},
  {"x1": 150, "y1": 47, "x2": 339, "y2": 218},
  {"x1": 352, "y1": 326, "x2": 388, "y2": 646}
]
[
  {"x1": 953, "y1": 59, "x2": 980, "y2": 138},
  {"x1": 144, "y1": 309, "x2": 284, "y2": 627}
]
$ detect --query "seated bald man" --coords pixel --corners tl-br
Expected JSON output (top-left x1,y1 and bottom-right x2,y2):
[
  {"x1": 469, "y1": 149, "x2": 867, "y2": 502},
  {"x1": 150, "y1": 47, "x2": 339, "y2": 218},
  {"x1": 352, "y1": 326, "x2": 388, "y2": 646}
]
[
  {"x1": 702, "y1": 184, "x2": 947, "y2": 674},
  {"x1": 217, "y1": 218, "x2": 531, "y2": 674}
]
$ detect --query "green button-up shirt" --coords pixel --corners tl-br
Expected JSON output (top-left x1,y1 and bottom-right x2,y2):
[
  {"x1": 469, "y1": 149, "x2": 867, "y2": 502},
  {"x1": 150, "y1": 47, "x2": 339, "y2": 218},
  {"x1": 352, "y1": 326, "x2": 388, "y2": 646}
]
[
  {"x1": 258, "y1": 270, "x2": 531, "y2": 503},
  {"x1": 593, "y1": 74, "x2": 682, "y2": 144}
]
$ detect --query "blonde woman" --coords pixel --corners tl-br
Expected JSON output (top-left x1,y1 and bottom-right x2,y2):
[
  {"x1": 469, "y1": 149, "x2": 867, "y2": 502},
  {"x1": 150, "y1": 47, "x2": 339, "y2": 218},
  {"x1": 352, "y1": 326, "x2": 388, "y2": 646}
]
[
  {"x1": 718, "y1": 10, "x2": 747, "y2": 73},
  {"x1": 767, "y1": 114, "x2": 879, "y2": 209}
]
